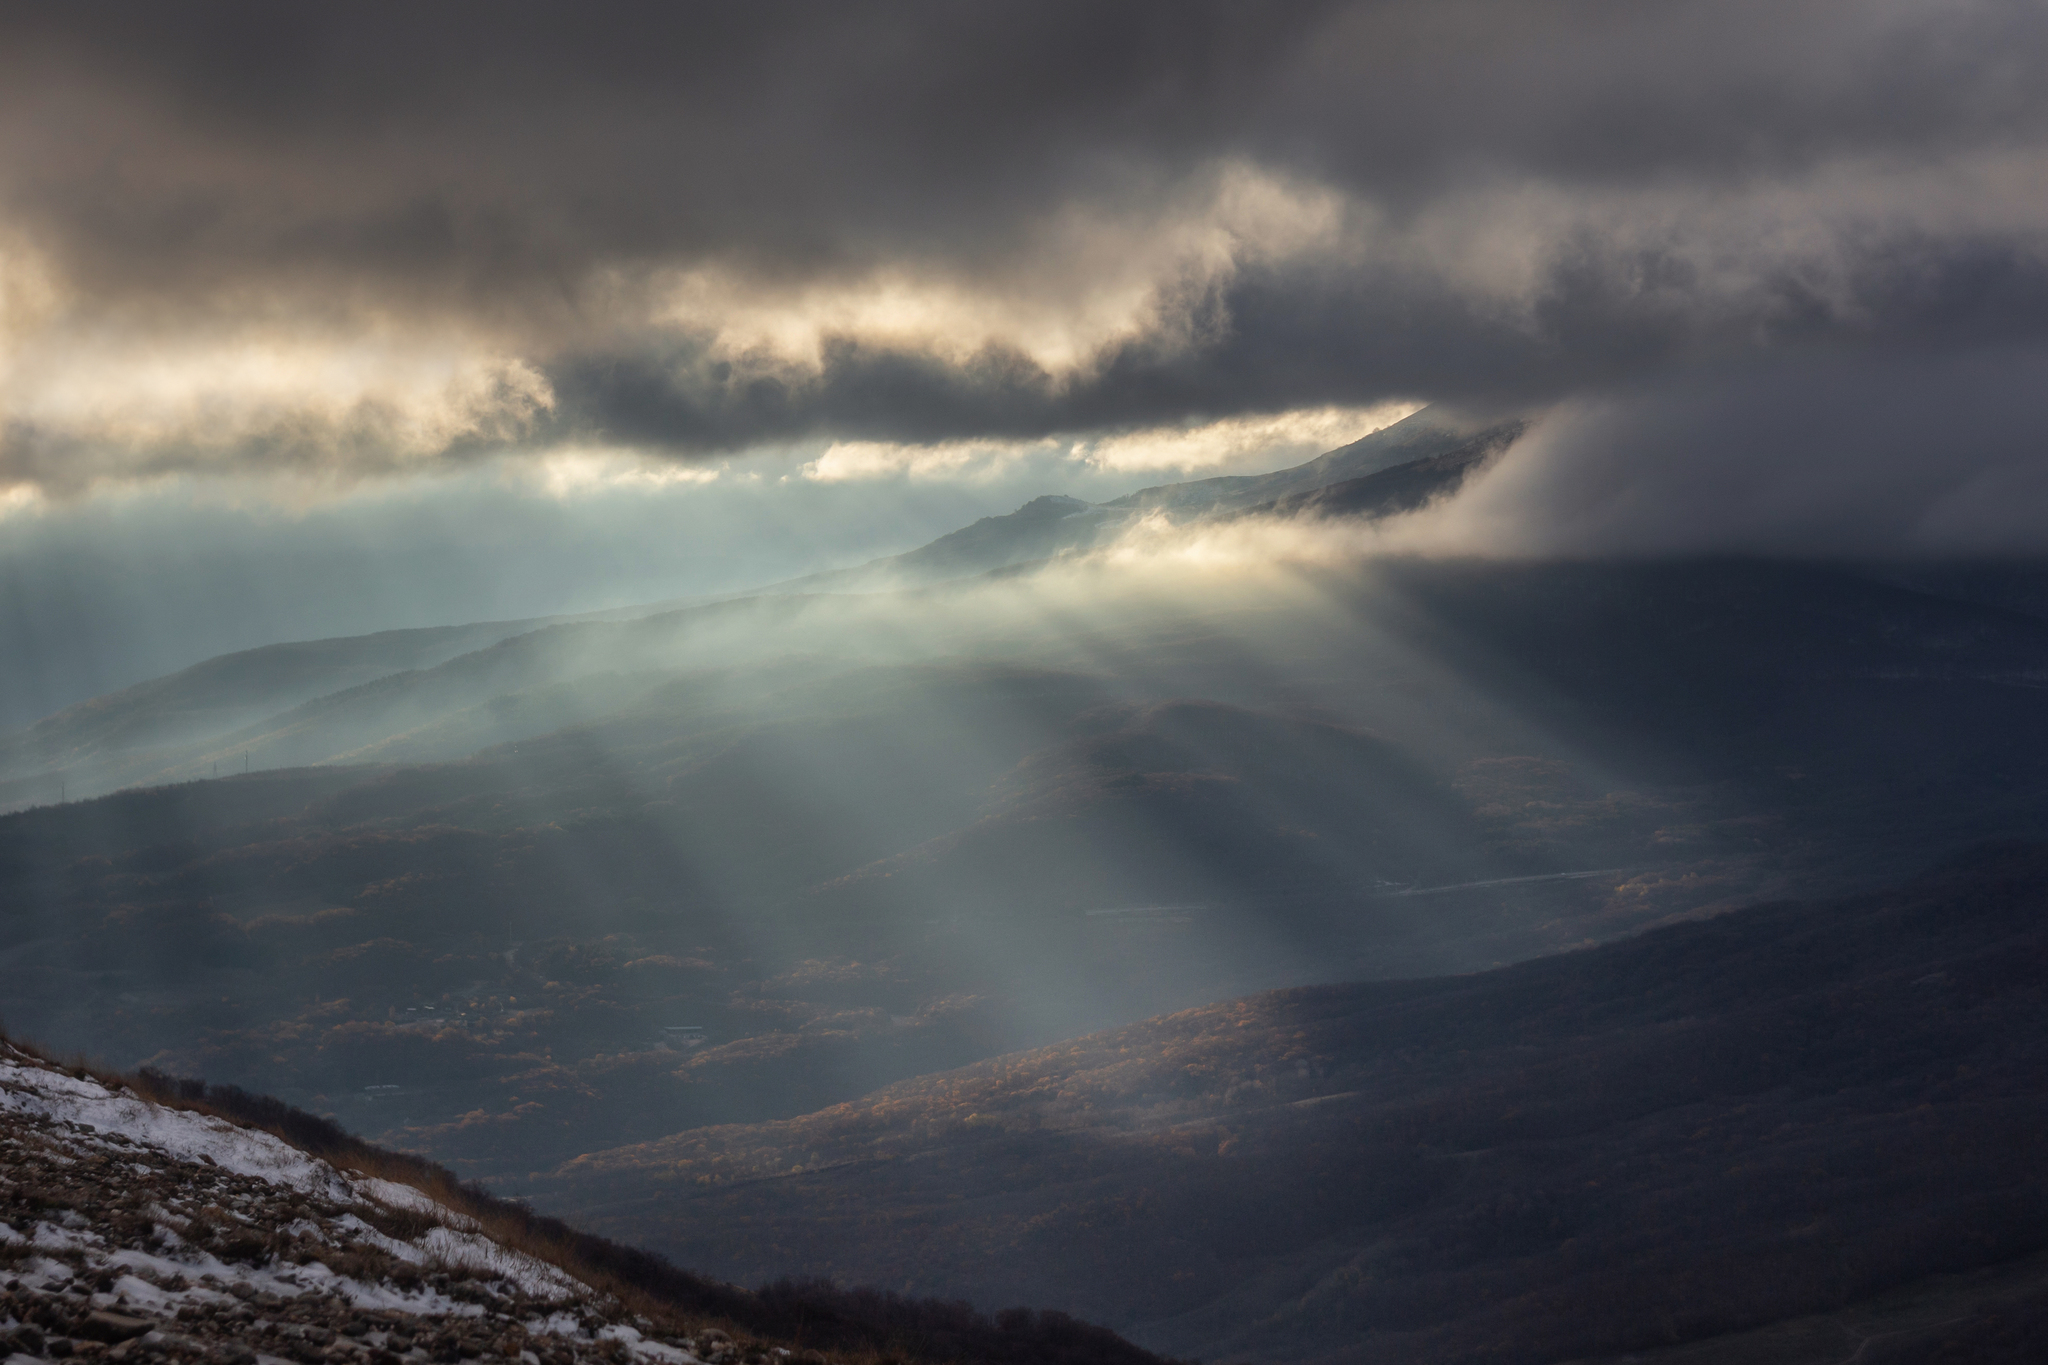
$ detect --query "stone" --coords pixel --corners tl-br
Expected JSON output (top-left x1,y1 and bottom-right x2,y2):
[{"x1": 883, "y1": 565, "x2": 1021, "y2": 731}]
[{"x1": 79, "y1": 1312, "x2": 155, "y2": 1344}]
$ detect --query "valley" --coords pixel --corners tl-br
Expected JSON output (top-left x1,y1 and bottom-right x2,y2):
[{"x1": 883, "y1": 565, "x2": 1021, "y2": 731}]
[
  {"x1": 5, "y1": 416, "x2": 2048, "y2": 1363},
  {"x1": 531, "y1": 843, "x2": 2048, "y2": 1363}
]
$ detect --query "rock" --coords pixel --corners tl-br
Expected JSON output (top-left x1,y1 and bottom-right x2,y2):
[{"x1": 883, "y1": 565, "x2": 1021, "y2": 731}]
[{"x1": 79, "y1": 1311, "x2": 155, "y2": 1343}]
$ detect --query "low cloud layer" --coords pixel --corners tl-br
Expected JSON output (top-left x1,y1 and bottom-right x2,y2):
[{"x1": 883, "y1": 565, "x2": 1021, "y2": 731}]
[
  {"x1": 1, "y1": 0, "x2": 2045, "y2": 501},
  {"x1": 1415, "y1": 348, "x2": 2048, "y2": 557}
]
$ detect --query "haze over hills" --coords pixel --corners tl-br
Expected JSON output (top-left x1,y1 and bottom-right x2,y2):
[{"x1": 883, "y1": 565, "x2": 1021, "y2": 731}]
[
  {"x1": 7, "y1": 540, "x2": 2048, "y2": 1171},
  {"x1": 0, "y1": 406, "x2": 1506, "y2": 813},
  {"x1": 0, "y1": 620, "x2": 549, "y2": 810},
  {"x1": 6, "y1": 413, "x2": 2048, "y2": 1363}
]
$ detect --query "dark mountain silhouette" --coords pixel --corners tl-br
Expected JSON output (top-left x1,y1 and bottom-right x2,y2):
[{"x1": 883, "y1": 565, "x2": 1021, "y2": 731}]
[{"x1": 532, "y1": 842, "x2": 2048, "y2": 1365}]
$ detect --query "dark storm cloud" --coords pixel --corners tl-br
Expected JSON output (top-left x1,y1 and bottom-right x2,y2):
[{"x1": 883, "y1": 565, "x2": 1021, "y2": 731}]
[
  {"x1": 533, "y1": 232, "x2": 2048, "y2": 454},
  {"x1": 2, "y1": 0, "x2": 2047, "y2": 470},
  {"x1": 0, "y1": 1, "x2": 1313, "y2": 301},
  {"x1": 10, "y1": 1, "x2": 2039, "y2": 270}
]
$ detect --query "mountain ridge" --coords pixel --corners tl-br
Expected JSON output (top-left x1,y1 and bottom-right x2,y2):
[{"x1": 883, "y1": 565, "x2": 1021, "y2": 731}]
[{"x1": 0, "y1": 405, "x2": 1508, "y2": 810}]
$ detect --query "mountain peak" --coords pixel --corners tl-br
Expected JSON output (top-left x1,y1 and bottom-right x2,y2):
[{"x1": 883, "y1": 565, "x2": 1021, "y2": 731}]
[{"x1": 1013, "y1": 494, "x2": 1093, "y2": 516}]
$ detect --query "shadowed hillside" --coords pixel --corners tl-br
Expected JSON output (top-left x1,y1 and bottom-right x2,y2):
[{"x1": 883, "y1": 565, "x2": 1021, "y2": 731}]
[
  {"x1": 1249, "y1": 423, "x2": 1525, "y2": 520},
  {"x1": 3, "y1": 559, "x2": 2048, "y2": 1200},
  {"x1": 531, "y1": 843, "x2": 2048, "y2": 1365}
]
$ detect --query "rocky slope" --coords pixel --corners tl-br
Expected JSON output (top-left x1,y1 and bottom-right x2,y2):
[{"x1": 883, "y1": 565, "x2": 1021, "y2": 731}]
[
  {"x1": 0, "y1": 1043, "x2": 793, "y2": 1365},
  {"x1": 0, "y1": 1042, "x2": 1182, "y2": 1365}
]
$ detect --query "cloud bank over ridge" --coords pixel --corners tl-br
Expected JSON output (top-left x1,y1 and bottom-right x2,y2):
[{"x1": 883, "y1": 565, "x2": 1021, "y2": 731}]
[{"x1": 0, "y1": 0, "x2": 2044, "y2": 512}]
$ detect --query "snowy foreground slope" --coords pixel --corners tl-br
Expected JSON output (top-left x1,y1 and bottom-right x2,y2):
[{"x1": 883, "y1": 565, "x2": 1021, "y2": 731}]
[{"x1": 0, "y1": 1046, "x2": 754, "y2": 1365}]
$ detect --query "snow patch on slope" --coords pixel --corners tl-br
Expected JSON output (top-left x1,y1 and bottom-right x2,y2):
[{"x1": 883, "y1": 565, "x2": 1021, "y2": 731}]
[
  {"x1": 0, "y1": 1044, "x2": 589, "y2": 1307},
  {"x1": 0, "y1": 1050, "x2": 350, "y2": 1199},
  {"x1": 0, "y1": 1044, "x2": 735, "y2": 1363}
]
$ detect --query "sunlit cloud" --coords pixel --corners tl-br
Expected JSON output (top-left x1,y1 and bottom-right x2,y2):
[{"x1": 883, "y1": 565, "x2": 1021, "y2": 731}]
[
  {"x1": 0, "y1": 233, "x2": 65, "y2": 348},
  {"x1": 1089, "y1": 507, "x2": 1406, "y2": 578},
  {"x1": 528, "y1": 449, "x2": 729, "y2": 499},
  {"x1": 0, "y1": 0, "x2": 2038, "y2": 562},
  {"x1": 644, "y1": 163, "x2": 1349, "y2": 374},
  {"x1": 1081, "y1": 403, "x2": 1422, "y2": 473},
  {"x1": 4, "y1": 136, "x2": 2047, "y2": 505},
  {"x1": 799, "y1": 436, "x2": 1049, "y2": 485},
  {"x1": 0, "y1": 155, "x2": 1374, "y2": 501},
  {"x1": 0, "y1": 482, "x2": 43, "y2": 519},
  {"x1": 801, "y1": 402, "x2": 1420, "y2": 486},
  {"x1": 0, "y1": 315, "x2": 553, "y2": 496}
]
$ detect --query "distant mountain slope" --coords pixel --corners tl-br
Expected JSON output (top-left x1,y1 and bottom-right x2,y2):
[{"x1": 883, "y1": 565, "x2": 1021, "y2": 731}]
[
  {"x1": 0, "y1": 406, "x2": 1508, "y2": 808},
  {"x1": 742, "y1": 405, "x2": 1520, "y2": 595},
  {"x1": 1104, "y1": 404, "x2": 1501, "y2": 517},
  {"x1": 532, "y1": 842, "x2": 2048, "y2": 1365},
  {"x1": 1246, "y1": 421, "x2": 1525, "y2": 521},
  {"x1": 766, "y1": 495, "x2": 1124, "y2": 594},
  {"x1": 4, "y1": 562, "x2": 2048, "y2": 1202},
  {"x1": 0, "y1": 592, "x2": 834, "y2": 806},
  {"x1": 0, "y1": 619, "x2": 545, "y2": 808}
]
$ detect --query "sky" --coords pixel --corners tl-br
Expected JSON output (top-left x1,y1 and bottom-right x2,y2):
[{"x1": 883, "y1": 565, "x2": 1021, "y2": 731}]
[{"x1": 4, "y1": 0, "x2": 2048, "y2": 727}]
